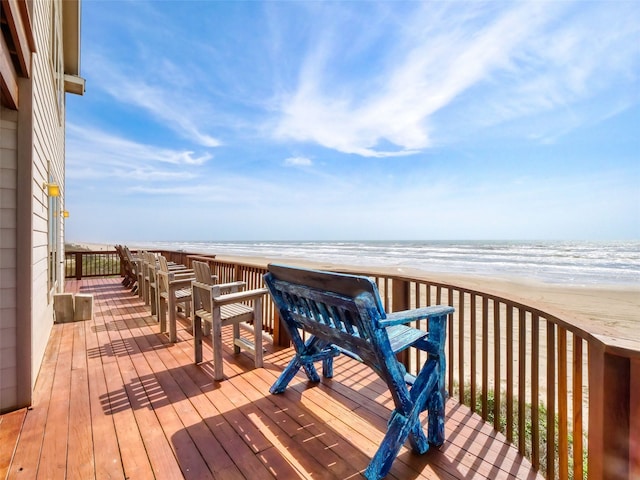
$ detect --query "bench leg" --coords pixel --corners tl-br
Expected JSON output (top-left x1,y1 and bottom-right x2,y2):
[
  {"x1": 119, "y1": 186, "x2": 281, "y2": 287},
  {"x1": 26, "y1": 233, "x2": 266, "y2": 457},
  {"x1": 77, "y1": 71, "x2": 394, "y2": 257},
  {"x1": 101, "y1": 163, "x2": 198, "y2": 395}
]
[
  {"x1": 322, "y1": 357, "x2": 333, "y2": 378},
  {"x1": 427, "y1": 388, "x2": 445, "y2": 446},
  {"x1": 366, "y1": 361, "x2": 440, "y2": 480},
  {"x1": 270, "y1": 356, "x2": 320, "y2": 394}
]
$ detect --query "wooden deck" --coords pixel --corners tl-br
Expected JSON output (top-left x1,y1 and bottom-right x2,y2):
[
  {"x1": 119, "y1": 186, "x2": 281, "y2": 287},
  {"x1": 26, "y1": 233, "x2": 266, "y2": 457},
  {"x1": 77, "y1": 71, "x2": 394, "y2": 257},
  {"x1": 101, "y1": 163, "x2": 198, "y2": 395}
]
[{"x1": 1, "y1": 278, "x2": 542, "y2": 479}]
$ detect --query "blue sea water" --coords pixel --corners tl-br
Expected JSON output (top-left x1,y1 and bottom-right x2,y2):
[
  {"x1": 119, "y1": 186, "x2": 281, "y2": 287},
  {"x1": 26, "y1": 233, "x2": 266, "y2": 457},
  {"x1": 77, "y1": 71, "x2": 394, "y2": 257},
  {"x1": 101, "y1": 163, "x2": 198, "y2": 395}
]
[{"x1": 142, "y1": 240, "x2": 640, "y2": 286}]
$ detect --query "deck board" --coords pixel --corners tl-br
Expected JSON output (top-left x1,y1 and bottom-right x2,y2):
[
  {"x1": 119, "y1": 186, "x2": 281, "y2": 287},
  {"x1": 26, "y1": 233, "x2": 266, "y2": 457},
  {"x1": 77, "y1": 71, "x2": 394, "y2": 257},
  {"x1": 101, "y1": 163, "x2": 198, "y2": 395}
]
[{"x1": 2, "y1": 277, "x2": 543, "y2": 479}]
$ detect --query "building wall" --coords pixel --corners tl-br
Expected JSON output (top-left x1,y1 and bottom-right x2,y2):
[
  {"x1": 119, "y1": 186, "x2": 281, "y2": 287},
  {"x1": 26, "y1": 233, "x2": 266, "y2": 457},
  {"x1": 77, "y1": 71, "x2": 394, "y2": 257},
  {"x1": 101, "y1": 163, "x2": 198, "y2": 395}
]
[
  {"x1": 30, "y1": 0, "x2": 67, "y2": 388},
  {"x1": 0, "y1": 0, "x2": 71, "y2": 413},
  {"x1": 0, "y1": 106, "x2": 18, "y2": 411}
]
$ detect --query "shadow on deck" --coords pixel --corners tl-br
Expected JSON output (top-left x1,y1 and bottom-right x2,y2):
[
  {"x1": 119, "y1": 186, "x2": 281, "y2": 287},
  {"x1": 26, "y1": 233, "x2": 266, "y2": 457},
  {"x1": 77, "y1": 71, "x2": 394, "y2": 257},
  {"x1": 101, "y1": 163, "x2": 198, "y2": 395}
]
[{"x1": 1, "y1": 278, "x2": 542, "y2": 479}]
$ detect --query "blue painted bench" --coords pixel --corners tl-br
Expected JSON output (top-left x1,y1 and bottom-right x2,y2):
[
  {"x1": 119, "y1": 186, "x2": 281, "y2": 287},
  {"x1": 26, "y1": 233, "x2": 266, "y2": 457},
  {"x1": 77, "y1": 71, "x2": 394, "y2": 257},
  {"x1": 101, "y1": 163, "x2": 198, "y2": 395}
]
[{"x1": 263, "y1": 264, "x2": 454, "y2": 480}]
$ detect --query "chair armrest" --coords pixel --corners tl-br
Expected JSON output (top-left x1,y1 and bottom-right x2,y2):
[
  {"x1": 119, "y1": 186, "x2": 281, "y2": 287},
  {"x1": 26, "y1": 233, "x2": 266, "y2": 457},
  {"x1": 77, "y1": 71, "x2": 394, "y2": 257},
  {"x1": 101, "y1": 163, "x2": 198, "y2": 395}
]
[
  {"x1": 212, "y1": 288, "x2": 268, "y2": 306},
  {"x1": 168, "y1": 277, "x2": 195, "y2": 288},
  {"x1": 380, "y1": 305, "x2": 454, "y2": 328},
  {"x1": 217, "y1": 281, "x2": 246, "y2": 290},
  {"x1": 173, "y1": 271, "x2": 195, "y2": 280},
  {"x1": 214, "y1": 281, "x2": 247, "y2": 294}
]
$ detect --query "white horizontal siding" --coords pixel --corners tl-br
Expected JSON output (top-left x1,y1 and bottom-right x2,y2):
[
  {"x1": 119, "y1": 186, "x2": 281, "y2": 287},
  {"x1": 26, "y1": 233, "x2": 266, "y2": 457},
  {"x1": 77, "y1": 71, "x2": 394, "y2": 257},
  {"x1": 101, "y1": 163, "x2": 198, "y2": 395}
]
[{"x1": 0, "y1": 105, "x2": 18, "y2": 412}]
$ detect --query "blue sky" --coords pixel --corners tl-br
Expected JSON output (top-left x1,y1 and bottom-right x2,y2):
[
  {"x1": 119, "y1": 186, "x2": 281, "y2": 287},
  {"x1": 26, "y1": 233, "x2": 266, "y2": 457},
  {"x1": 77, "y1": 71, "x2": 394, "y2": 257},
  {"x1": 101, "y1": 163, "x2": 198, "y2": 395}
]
[{"x1": 65, "y1": 1, "x2": 640, "y2": 243}]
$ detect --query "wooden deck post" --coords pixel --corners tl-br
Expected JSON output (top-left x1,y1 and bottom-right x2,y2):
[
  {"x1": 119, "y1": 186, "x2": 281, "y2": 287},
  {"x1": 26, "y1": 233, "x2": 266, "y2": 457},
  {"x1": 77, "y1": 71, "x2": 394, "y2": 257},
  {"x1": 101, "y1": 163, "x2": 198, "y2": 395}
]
[
  {"x1": 392, "y1": 278, "x2": 411, "y2": 366},
  {"x1": 588, "y1": 342, "x2": 632, "y2": 479},
  {"x1": 630, "y1": 357, "x2": 640, "y2": 479},
  {"x1": 75, "y1": 252, "x2": 82, "y2": 280},
  {"x1": 272, "y1": 310, "x2": 290, "y2": 347}
]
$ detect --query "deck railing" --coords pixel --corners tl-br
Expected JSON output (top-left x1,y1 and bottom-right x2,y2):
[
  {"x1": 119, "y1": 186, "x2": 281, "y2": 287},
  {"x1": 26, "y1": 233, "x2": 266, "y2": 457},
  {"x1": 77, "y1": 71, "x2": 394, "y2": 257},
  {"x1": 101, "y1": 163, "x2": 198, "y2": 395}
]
[
  {"x1": 67, "y1": 248, "x2": 639, "y2": 479},
  {"x1": 64, "y1": 250, "x2": 122, "y2": 279}
]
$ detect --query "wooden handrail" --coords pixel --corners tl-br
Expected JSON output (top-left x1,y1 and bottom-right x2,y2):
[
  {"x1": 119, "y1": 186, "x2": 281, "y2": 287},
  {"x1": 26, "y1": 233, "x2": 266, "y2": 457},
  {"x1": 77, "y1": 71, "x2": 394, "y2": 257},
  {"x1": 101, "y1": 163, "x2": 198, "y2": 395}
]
[{"x1": 65, "y1": 248, "x2": 639, "y2": 479}]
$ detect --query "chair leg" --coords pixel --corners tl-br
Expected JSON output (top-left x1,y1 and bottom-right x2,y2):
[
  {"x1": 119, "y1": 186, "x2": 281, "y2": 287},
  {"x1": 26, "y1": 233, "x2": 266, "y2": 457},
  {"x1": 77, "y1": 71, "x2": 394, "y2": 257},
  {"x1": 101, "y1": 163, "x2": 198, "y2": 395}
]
[
  {"x1": 193, "y1": 312, "x2": 203, "y2": 363},
  {"x1": 150, "y1": 284, "x2": 157, "y2": 316},
  {"x1": 159, "y1": 296, "x2": 167, "y2": 333},
  {"x1": 254, "y1": 298, "x2": 263, "y2": 368},
  {"x1": 168, "y1": 295, "x2": 177, "y2": 342},
  {"x1": 232, "y1": 323, "x2": 241, "y2": 354},
  {"x1": 212, "y1": 309, "x2": 224, "y2": 380}
]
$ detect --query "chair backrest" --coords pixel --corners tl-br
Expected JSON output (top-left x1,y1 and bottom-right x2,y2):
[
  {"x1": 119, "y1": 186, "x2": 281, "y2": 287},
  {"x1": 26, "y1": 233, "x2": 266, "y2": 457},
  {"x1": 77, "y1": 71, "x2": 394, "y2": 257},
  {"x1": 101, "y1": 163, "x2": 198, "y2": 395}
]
[
  {"x1": 158, "y1": 255, "x2": 169, "y2": 273},
  {"x1": 192, "y1": 261, "x2": 214, "y2": 284},
  {"x1": 192, "y1": 261, "x2": 213, "y2": 314},
  {"x1": 154, "y1": 255, "x2": 169, "y2": 294},
  {"x1": 264, "y1": 264, "x2": 388, "y2": 364}
]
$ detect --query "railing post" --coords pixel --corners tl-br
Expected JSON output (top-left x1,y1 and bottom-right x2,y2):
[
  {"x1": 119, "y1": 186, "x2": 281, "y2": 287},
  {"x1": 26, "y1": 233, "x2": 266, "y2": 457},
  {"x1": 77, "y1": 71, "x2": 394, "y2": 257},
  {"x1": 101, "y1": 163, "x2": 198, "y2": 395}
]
[
  {"x1": 391, "y1": 278, "x2": 410, "y2": 312},
  {"x1": 75, "y1": 252, "x2": 82, "y2": 280},
  {"x1": 392, "y1": 278, "x2": 411, "y2": 366},
  {"x1": 630, "y1": 357, "x2": 640, "y2": 478},
  {"x1": 234, "y1": 262, "x2": 243, "y2": 284},
  {"x1": 273, "y1": 310, "x2": 290, "y2": 347},
  {"x1": 588, "y1": 342, "x2": 632, "y2": 479}
]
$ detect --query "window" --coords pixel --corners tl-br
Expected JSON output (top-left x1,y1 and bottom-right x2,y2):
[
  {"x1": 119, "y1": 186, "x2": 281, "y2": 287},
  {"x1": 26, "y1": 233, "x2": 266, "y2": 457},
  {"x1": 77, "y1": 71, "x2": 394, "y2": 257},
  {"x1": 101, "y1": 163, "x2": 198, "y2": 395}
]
[{"x1": 47, "y1": 177, "x2": 58, "y2": 294}]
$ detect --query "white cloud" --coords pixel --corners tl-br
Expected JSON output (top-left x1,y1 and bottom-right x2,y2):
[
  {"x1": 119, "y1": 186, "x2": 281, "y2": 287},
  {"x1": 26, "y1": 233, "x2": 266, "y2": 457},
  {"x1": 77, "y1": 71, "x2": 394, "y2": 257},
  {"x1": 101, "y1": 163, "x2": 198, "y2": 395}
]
[
  {"x1": 272, "y1": 2, "x2": 640, "y2": 156},
  {"x1": 66, "y1": 124, "x2": 210, "y2": 181},
  {"x1": 284, "y1": 156, "x2": 312, "y2": 167},
  {"x1": 85, "y1": 53, "x2": 222, "y2": 148}
]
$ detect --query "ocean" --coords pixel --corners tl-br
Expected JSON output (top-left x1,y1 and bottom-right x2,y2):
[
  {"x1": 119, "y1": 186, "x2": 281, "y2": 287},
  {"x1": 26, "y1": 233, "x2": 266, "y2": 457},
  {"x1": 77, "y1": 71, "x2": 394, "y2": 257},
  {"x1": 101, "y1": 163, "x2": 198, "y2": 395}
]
[{"x1": 140, "y1": 240, "x2": 640, "y2": 287}]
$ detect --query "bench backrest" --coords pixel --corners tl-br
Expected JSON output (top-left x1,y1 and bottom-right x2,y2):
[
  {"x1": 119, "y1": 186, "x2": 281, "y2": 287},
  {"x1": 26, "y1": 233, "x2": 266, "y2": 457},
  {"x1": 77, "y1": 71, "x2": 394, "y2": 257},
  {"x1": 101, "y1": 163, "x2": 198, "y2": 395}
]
[{"x1": 265, "y1": 264, "x2": 390, "y2": 365}]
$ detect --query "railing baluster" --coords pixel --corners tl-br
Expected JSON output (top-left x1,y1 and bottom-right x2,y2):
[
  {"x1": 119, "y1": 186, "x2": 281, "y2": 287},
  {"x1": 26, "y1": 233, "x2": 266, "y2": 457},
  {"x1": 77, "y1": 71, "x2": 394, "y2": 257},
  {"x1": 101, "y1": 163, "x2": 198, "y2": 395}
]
[
  {"x1": 506, "y1": 303, "x2": 513, "y2": 443},
  {"x1": 518, "y1": 308, "x2": 526, "y2": 456},
  {"x1": 448, "y1": 287, "x2": 454, "y2": 396},
  {"x1": 572, "y1": 333, "x2": 583, "y2": 480},
  {"x1": 547, "y1": 320, "x2": 556, "y2": 479},
  {"x1": 558, "y1": 326, "x2": 568, "y2": 480},
  {"x1": 470, "y1": 293, "x2": 477, "y2": 412},
  {"x1": 531, "y1": 313, "x2": 540, "y2": 470},
  {"x1": 494, "y1": 299, "x2": 501, "y2": 431},
  {"x1": 482, "y1": 296, "x2": 489, "y2": 420},
  {"x1": 458, "y1": 290, "x2": 465, "y2": 403}
]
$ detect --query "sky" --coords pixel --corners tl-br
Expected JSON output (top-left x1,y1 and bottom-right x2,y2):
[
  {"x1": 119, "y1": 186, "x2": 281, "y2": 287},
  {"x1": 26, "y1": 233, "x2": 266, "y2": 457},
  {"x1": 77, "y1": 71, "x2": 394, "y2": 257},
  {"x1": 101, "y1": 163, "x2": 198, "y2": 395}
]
[{"x1": 65, "y1": 0, "x2": 640, "y2": 243}]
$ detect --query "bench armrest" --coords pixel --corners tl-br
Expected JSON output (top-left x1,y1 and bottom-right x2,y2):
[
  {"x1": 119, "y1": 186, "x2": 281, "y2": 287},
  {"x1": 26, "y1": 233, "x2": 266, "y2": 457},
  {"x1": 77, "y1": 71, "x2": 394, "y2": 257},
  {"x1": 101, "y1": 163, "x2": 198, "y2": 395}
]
[{"x1": 380, "y1": 305, "x2": 454, "y2": 328}]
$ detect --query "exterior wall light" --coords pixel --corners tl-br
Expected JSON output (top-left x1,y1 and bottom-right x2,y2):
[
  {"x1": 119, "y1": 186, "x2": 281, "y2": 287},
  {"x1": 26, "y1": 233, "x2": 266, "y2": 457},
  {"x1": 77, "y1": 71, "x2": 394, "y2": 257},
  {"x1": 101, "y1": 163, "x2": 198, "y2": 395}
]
[
  {"x1": 63, "y1": 211, "x2": 69, "y2": 218},
  {"x1": 44, "y1": 182, "x2": 60, "y2": 197}
]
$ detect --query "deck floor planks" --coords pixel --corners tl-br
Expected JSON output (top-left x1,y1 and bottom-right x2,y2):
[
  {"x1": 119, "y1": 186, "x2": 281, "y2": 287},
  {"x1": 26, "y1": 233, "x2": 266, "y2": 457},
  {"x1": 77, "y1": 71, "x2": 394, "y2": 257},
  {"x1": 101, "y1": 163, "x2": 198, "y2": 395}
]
[
  {"x1": 0, "y1": 408, "x2": 26, "y2": 478},
  {"x1": 36, "y1": 322, "x2": 74, "y2": 480},
  {"x1": 3, "y1": 277, "x2": 543, "y2": 480},
  {"x1": 102, "y1": 285, "x2": 185, "y2": 480},
  {"x1": 6, "y1": 323, "x2": 63, "y2": 478},
  {"x1": 122, "y1": 290, "x2": 276, "y2": 479},
  {"x1": 91, "y1": 280, "x2": 156, "y2": 480},
  {"x1": 66, "y1": 320, "x2": 95, "y2": 479},
  {"x1": 199, "y1": 346, "x2": 363, "y2": 479},
  {"x1": 169, "y1": 315, "x2": 365, "y2": 479},
  {"x1": 227, "y1": 357, "x2": 394, "y2": 479},
  {"x1": 160, "y1": 319, "x2": 294, "y2": 479},
  {"x1": 81, "y1": 288, "x2": 126, "y2": 480},
  {"x1": 117, "y1": 302, "x2": 219, "y2": 480}
]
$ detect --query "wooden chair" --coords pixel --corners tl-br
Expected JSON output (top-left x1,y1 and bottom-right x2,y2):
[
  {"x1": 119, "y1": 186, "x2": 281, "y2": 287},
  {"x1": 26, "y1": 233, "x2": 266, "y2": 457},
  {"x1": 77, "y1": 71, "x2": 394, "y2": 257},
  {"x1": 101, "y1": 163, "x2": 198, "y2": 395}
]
[
  {"x1": 263, "y1": 264, "x2": 454, "y2": 480},
  {"x1": 191, "y1": 261, "x2": 267, "y2": 380},
  {"x1": 116, "y1": 245, "x2": 137, "y2": 292},
  {"x1": 156, "y1": 255, "x2": 195, "y2": 342},
  {"x1": 141, "y1": 252, "x2": 158, "y2": 313}
]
